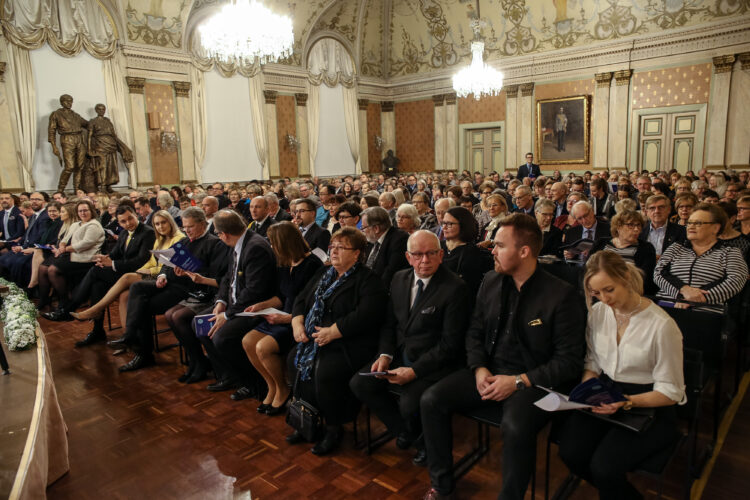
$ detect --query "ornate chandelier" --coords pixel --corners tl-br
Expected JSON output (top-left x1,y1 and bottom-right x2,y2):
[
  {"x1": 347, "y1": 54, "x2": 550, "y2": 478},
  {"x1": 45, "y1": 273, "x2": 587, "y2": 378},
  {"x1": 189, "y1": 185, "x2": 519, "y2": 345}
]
[
  {"x1": 452, "y1": 2, "x2": 503, "y2": 101},
  {"x1": 199, "y1": 0, "x2": 294, "y2": 64}
]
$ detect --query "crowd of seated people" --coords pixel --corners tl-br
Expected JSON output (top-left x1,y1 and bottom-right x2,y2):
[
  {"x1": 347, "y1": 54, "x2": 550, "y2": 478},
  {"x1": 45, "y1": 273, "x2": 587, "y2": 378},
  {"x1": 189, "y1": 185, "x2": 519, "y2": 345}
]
[{"x1": 0, "y1": 165, "x2": 748, "y2": 499}]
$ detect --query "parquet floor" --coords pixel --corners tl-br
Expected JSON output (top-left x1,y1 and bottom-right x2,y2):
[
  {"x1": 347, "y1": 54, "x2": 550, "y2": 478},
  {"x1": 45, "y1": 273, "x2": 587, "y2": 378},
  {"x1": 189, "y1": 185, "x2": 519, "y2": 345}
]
[{"x1": 38, "y1": 308, "x2": 748, "y2": 499}]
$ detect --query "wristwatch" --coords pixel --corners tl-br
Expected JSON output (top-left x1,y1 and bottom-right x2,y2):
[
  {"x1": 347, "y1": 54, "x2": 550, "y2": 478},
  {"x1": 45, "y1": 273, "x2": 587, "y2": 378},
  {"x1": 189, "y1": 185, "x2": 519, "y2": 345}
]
[
  {"x1": 515, "y1": 375, "x2": 525, "y2": 391},
  {"x1": 622, "y1": 398, "x2": 634, "y2": 411}
]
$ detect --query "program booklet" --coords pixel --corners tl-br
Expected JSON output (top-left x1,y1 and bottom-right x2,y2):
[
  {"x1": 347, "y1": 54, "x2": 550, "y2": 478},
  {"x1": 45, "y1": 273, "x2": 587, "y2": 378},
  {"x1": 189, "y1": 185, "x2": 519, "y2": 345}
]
[
  {"x1": 151, "y1": 242, "x2": 203, "y2": 272},
  {"x1": 558, "y1": 238, "x2": 594, "y2": 256}
]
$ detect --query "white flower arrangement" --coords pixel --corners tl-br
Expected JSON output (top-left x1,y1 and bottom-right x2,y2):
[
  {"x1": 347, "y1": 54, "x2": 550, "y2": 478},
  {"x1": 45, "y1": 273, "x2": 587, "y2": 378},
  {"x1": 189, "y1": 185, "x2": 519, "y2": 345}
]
[{"x1": 1, "y1": 278, "x2": 38, "y2": 351}]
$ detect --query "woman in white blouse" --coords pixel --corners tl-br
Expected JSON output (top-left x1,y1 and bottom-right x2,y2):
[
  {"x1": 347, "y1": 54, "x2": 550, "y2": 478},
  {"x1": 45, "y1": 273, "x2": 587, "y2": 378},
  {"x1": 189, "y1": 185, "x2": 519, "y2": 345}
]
[{"x1": 558, "y1": 251, "x2": 685, "y2": 500}]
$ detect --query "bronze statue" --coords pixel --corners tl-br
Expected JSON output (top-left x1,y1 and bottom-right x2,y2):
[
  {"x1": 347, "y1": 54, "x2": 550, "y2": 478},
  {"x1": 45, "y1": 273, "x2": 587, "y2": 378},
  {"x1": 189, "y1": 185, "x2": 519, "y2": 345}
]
[
  {"x1": 382, "y1": 149, "x2": 400, "y2": 176},
  {"x1": 88, "y1": 104, "x2": 133, "y2": 193},
  {"x1": 48, "y1": 94, "x2": 89, "y2": 192}
]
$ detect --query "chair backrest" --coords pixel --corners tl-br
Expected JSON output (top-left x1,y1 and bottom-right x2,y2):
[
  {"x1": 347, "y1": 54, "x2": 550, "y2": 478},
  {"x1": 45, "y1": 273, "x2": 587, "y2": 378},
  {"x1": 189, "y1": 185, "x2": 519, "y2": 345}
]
[
  {"x1": 656, "y1": 303, "x2": 727, "y2": 373},
  {"x1": 678, "y1": 347, "x2": 704, "y2": 422}
]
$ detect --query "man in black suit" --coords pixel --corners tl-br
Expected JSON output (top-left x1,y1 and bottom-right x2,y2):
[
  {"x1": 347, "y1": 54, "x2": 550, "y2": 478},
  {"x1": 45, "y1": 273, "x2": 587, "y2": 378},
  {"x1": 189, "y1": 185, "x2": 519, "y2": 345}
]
[
  {"x1": 43, "y1": 204, "x2": 156, "y2": 346},
  {"x1": 535, "y1": 199, "x2": 563, "y2": 256},
  {"x1": 0, "y1": 192, "x2": 51, "y2": 284},
  {"x1": 211, "y1": 182, "x2": 230, "y2": 209},
  {"x1": 420, "y1": 214, "x2": 585, "y2": 500},
  {"x1": 0, "y1": 191, "x2": 26, "y2": 251},
  {"x1": 361, "y1": 206, "x2": 409, "y2": 288},
  {"x1": 117, "y1": 207, "x2": 229, "y2": 371},
  {"x1": 247, "y1": 196, "x2": 277, "y2": 238},
  {"x1": 563, "y1": 201, "x2": 611, "y2": 260},
  {"x1": 516, "y1": 152, "x2": 541, "y2": 181},
  {"x1": 512, "y1": 185, "x2": 535, "y2": 216},
  {"x1": 639, "y1": 194, "x2": 686, "y2": 257},
  {"x1": 266, "y1": 193, "x2": 292, "y2": 222},
  {"x1": 296, "y1": 198, "x2": 330, "y2": 252},
  {"x1": 201, "y1": 195, "x2": 220, "y2": 235},
  {"x1": 197, "y1": 210, "x2": 278, "y2": 400},
  {"x1": 135, "y1": 196, "x2": 154, "y2": 226},
  {"x1": 351, "y1": 230, "x2": 470, "y2": 464}
]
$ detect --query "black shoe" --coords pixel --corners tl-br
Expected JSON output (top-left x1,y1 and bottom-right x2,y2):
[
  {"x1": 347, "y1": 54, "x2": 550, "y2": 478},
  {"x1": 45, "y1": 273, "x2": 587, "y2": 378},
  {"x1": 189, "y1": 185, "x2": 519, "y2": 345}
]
[
  {"x1": 178, "y1": 372, "x2": 190, "y2": 383},
  {"x1": 257, "y1": 403, "x2": 271, "y2": 413},
  {"x1": 74, "y1": 330, "x2": 106, "y2": 348},
  {"x1": 206, "y1": 380, "x2": 238, "y2": 392},
  {"x1": 413, "y1": 448, "x2": 428, "y2": 467},
  {"x1": 42, "y1": 309, "x2": 72, "y2": 322},
  {"x1": 107, "y1": 336, "x2": 130, "y2": 349},
  {"x1": 286, "y1": 430, "x2": 305, "y2": 445},
  {"x1": 311, "y1": 427, "x2": 342, "y2": 456},
  {"x1": 230, "y1": 386, "x2": 255, "y2": 401},
  {"x1": 118, "y1": 354, "x2": 155, "y2": 372},
  {"x1": 185, "y1": 369, "x2": 209, "y2": 384},
  {"x1": 396, "y1": 430, "x2": 417, "y2": 450}
]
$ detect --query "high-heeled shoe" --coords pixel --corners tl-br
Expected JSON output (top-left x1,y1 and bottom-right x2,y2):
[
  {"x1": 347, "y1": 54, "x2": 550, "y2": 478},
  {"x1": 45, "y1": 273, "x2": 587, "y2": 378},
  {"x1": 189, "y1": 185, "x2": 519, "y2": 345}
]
[
  {"x1": 257, "y1": 403, "x2": 272, "y2": 413},
  {"x1": 71, "y1": 308, "x2": 102, "y2": 321},
  {"x1": 265, "y1": 393, "x2": 291, "y2": 416}
]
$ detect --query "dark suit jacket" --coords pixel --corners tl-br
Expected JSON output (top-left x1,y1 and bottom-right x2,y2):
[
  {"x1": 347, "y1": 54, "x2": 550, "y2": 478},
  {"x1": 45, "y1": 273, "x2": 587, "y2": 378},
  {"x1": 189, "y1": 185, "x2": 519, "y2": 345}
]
[
  {"x1": 273, "y1": 208, "x2": 292, "y2": 222},
  {"x1": 40, "y1": 218, "x2": 62, "y2": 246},
  {"x1": 466, "y1": 267, "x2": 585, "y2": 389},
  {"x1": 541, "y1": 225, "x2": 563, "y2": 256},
  {"x1": 303, "y1": 222, "x2": 331, "y2": 252},
  {"x1": 163, "y1": 232, "x2": 230, "y2": 295},
  {"x1": 1, "y1": 206, "x2": 25, "y2": 241},
  {"x1": 563, "y1": 218, "x2": 611, "y2": 244},
  {"x1": 379, "y1": 266, "x2": 471, "y2": 380},
  {"x1": 109, "y1": 222, "x2": 156, "y2": 274},
  {"x1": 142, "y1": 211, "x2": 154, "y2": 227},
  {"x1": 516, "y1": 163, "x2": 541, "y2": 180},
  {"x1": 21, "y1": 209, "x2": 51, "y2": 248},
  {"x1": 248, "y1": 217, "x2": 277, "y2": 238},
  {"x1": 639, "y1": 222, "x2": 686, "y2": 255},
  {"x1": 366, "y1": 227, "x2": 409, "y2": 288},
  {"x1": 216, "y1": 229, "x2": 277, "y2": 318},
  {"x1": 293, "y1": 265, "x2": 387, "y2": 362}
]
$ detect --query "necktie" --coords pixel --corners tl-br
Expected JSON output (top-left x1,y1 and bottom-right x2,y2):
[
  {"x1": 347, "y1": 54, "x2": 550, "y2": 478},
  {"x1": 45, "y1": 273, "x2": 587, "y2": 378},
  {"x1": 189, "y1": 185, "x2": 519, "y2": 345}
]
[
  {"x1": 28, "y1": 213, "x2": 37, "y2": 229},
  {"x1": 411, "y1": 279, "x2": 424, "y2": 310},
  {"x1": 125, "y1": 232, "x2": 133, "y2": 249},
  {"x1": 230, "y1": 250, "x2": 239, "y2": 306},
  {"x1": 366, "y1": 241, "x2": 381, "y2": 268}
]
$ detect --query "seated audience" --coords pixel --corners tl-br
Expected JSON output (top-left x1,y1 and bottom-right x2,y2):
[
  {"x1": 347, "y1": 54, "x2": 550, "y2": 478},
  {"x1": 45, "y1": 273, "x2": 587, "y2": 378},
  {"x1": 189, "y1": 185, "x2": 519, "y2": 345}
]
[
  {"x1": 288, "y1": 228, "x2": 387, "y2": 455},
  {"x1": 241, "y1": 222, "x2": 323, "y2": 415},
  {"x1": 296, "y1": 198, "x2": 331, "y2": 253},
  {"x1": 0, "y1": 191, "x2": 26, "y2": 251},
  {"x1": 559, "y1": 251, "x2": 684, "y2": 500},
  {"x1": 718, "y1": 202, "x2": 750, "y2": 268},
  {"x1": 590, "y1": 210, "x2": 657, "y2": 295},
  {"x1": 589, "y1": 177, "x2": 615, "y2": 219},
  {"x1": 25, "y1": 202, "x2": 63, "y2": 289},
  {"x1": 654, "y1": 203, "x2": 748, "y2": 305},
  {"x1": 36, "y1": 203, "x2": 79, "y2": 310},
  {"x1": 332, "y1": 201, "x2": 362, "y2": 234},
  {"x1": 563, "y1": 201, "x2": 611, "y2": 260},
  {"x1": 671, "y1": 192, "x2": 698, "y2": 226},
  {"x1": 640, "y1": 194, "x2": 686, "y2": 258},
  {"x1": 248, "y1": 196, "x2": 277, "y2": 238},
  {"x1": 351, "y1": 230, "x2": 471, "y2": 466},
  {"x1": 420, "y1": 213, "x2": 585, "y2": 500},
  {"x1": 534, "y1": 198, "x2": 563, "y2": 256},
  {"x1": 0, "y1": 192, "x2": 51, "y2": 287},
  {"x1": 361, "y1": 206, "x2": 409, "y2": 288},
  {"x1": 135, "y1": 196, "x2": 154, "y2": 226},
  {"x1": 412, "y1": 192, "x2": 438, "y2": 231},
  {"x1": 432, "y1": 198, "x2": 455, "y2": 241},
  {"x1": 440, "y1": 206, "x2": 493, "y2": 297},
  {"x1": 512, "y1": 185, "x2": 535, "y2": 215},
  {"x1": 554, "y1": 192, "x2": 586, "y2": 231},
  {"x1": 266, "y1": 192, "x2": 292, "y2": 222},
  {"x1": 157, "y1": 190, "x2": 181, "y2": 223},
  {"x1": 478, "y1": 194, "x2": 509, "y2": 249},
  {"x1": 396, "y1": 204, "x2": 421, "y2": 235},
  {"x1": 473, "y1": 182, "x2": 498, "y2": 229},
  {"x1": 737, "y1": 195, "x2": 750, "y2": 236}
]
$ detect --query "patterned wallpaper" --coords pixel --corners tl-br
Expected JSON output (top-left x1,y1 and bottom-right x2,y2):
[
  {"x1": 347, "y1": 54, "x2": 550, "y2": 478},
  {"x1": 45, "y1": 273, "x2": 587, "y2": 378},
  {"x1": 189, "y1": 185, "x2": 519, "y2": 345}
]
[
  {"x1": 458, "y1": 92, "x2": 506, "y2": 124},
  {"x1": 276, "y1": 95, "x2": 298, "y2": 179},
  {"x1": 535, "y1": 78, "x2": 595, "y2": 101},
  {"x1": 395, "y1": 99, "x2": 435, "y2": 171},
  {"x1": 144, "y1": 82, "x2": 180, "y2": 185},
  {"x1": 631, "y1": 64, "x2": 711, "y2": 110},
  {"x1": 367, "y1": 102, "x2": 382, "y2": 173}
]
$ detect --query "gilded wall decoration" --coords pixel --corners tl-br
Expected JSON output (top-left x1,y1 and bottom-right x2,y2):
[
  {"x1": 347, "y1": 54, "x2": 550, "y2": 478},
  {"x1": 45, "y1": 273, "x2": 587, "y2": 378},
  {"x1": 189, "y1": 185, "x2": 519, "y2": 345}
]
[
  {"x1": 126, "y1": 0, "x2": 189, "y2": 48},
  {"x1": 360, "y1": 0, "x2": 384, "y2": 77},
  {"x1": 313, "y1": 0, "x2": 359, "y2": 43}
]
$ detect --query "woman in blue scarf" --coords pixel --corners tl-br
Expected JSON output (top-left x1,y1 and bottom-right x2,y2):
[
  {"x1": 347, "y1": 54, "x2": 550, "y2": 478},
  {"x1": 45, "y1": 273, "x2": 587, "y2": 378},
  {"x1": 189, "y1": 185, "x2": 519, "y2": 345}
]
[{"x1": 288, "y1": 227, "x2": 387, "y2": 455}]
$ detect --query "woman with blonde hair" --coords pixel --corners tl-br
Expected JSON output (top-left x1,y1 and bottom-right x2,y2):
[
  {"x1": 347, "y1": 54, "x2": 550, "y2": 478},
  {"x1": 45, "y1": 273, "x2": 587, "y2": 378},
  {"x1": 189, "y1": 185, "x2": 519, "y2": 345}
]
[
  {"x1": 71, "y1": 210, "x2": 184, "y2": 322},
  {"x1": 558, "y1": 251, "x2": 684, "y2": 499}
]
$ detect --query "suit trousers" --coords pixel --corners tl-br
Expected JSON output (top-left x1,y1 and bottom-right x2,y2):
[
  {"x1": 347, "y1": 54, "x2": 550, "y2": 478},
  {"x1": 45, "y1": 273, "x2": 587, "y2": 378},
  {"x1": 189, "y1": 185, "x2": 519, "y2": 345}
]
[
  {"x1": 558, "y1": 407, "x2": 678, "y2": 500},
  {"x1": 68, "y1": 265, "x2": 121, "y2": 332},
  {"x1": 125, "y1": 281, "x2": 188, "y2": 357},
  {"x1": 420, "y1": 368, "x2": 550, "y2": 499},
  {"x1": 349, "y1": 354, "x2": 435, "y2": 437},
  {"x1": 199, "y1": 316, "x2": 262, "y2": 390}
]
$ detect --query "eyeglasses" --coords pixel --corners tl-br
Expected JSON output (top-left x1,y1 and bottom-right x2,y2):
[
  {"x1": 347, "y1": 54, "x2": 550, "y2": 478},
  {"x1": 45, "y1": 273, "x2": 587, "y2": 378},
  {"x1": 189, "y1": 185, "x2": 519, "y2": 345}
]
[
  {"x1": 487, "y1": 203, "x2": 505, "y2": 209},
  {"x1": 294, "y1": 209, "x2": 314, "y2": 214},
  {"x1": 623, "y1": 223, "x2": 642, "y2": 229},
  {"x1": 30, "y1": 197, "x2": 45, "y2": 202},
  {"x1": 647, "y1": 205, "x2": 668, "y2": 211},
  {"x1": 328, "y1": 245, "x2": 355, "y2": 252},
  {"x1": 408, "y1": 250, "x2": 440, "y2": 260},
  {"x1": 686, "y1": 221, "x2": 718, "y2": 227},
  {"x1": 482, "y1": 191, "x2": 494, "y2": 195},
  {"x1": 441, "y1": 221, "x2": 457, "y2": 227},
  {"x1": 538, "y1": 212, "x2": 555, "y2": 217},
  {"x1": 337, "y1": 214, "x2": 354, "y2": 220}
]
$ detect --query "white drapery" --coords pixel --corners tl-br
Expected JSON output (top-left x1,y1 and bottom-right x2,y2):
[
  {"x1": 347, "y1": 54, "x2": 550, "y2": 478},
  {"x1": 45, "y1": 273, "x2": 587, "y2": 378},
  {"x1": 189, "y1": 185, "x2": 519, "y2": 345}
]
[
  {"x1": 248, "y1": 72, "x2": 269, "y2": 179},
  {"x1": 189, "y1": 64, "x2": 207, "y2": 184},
  {"x1": 4, "y1": 42, "x2": 36, "y2": 191},
  {"x1": 307, "y1": 39, "x2": 359, "y2": 176},
  {"x1": 102, "y1": 52, "x2": 137, "y2": 187},
  {"x1": 1, "y1": 0, "x2": 116, "y2": 59}
]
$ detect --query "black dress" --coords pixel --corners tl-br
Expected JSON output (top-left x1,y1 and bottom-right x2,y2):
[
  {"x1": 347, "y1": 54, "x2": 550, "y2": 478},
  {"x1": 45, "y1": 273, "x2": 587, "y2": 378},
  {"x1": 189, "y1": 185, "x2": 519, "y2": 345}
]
[{"x1": 440, "y1": 241, "x2": 493, "y2": 298}]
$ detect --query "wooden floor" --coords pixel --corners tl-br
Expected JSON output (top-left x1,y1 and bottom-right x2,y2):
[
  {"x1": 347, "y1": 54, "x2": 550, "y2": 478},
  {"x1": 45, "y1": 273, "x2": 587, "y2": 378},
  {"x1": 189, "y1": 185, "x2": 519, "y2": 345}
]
[{"x1": 38, "y1": 308, "x2": 750, "y2": 500}]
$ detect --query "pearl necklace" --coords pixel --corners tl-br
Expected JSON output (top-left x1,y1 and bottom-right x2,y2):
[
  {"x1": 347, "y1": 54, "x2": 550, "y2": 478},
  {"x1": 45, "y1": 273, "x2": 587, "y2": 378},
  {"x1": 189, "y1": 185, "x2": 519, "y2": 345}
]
[{"x1": 614, "y1": 297, "x2": 643, "y2": 330}]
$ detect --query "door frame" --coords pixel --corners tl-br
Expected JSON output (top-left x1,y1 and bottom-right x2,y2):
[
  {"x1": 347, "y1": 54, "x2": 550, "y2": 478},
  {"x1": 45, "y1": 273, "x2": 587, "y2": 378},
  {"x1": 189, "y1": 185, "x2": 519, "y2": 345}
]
[
  {"x1": 459, "y1": 120, "x2": 505, "y2": 174},
  {"x1": 628, "y1": 104, "x2": 706, "y2": 172}
]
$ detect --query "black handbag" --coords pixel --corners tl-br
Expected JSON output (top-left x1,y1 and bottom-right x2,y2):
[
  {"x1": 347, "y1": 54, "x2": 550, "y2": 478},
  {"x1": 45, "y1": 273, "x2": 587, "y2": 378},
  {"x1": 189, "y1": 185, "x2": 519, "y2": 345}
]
[{"x1": 286, "y1": 372, "x2": 322, "y2": 442}]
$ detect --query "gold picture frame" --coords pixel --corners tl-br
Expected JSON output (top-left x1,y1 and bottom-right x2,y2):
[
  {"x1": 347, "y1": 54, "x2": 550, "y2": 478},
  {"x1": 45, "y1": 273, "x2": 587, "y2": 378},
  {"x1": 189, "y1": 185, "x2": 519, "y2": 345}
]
[{"x1": 535, "y1": 95, "x2": 590, "y2": 165}]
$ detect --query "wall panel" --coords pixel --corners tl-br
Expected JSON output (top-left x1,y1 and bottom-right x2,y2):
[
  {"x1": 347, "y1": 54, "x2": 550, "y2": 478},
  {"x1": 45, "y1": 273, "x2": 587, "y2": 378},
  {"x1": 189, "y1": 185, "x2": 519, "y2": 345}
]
[
  {"x1": 315, "y1": 85, "x2": 355, "y2": 177},
  {"x1": 276, "y1": 95, "x2": 298, "y2": 179},
  {"x1": 458, "y1": 93, "x2": 505, "y2": 124},
  {"x1": 367, "y1": 102, "x2": 382, "y2": 173},
  {"x1": 395, "y1": 99, "x2": 434, "y2": 171},
  {"x1": 632, "y1": 64, "x2": 711, "y2": 110}
]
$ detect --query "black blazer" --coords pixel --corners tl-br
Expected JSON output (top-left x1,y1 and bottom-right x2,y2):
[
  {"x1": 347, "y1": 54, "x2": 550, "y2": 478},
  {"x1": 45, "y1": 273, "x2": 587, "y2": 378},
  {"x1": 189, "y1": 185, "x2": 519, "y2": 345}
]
[
  {"x1": 163, "y1": 232, "x2": 230, "y2": 294},
  {"x1": 1, "y1": 206, "x2": 25, "y2": 241},
  {"x1": 293, "y1": 265, "x2": 387, "y2": 362},
  {"x1": 379, "y1": 266, "x2": 471, "y2": 380},
  {"x1": 540, "y1": 225, "x2": 563, "y2": 256},
  {"x1": 273, "y1": 209, "x2": 293, "y2": 222},
  {"x1": 248, "y1": 217, "x2": 277, "y2": 238},
  {"x1": 109, "y1": 222, "x2": 156, "y2": 274},
  {"x1": 516, "y1": 163, "x2": 541, "y2": 180},
  {"x1": 440, "y1": 242, "x2": 493, "y2": 297},
  {"x1": 39, "y1": 218, "x2": 63, "y2": 246},
  {"x1": 216, "y1": 229, "x2": 278, "y2": 318},
  {"x1": 466, "y1": 267, "x2": 585, "y2": 389},
  {"x1": 303, "y1": 222, "x2": 331, "y2": 252},
  {"x1": 366, "y1": 227, "x2": 409, "y2": 288},
  {"x1": 639, "y1": 222, "x2": 686, "y2": 255},
  {"x1": 21, "y1": 209, "x2": 51, "y2": 247},
  {"x1": 563, "y1": 218, "x2": 611, "y2": 244}
]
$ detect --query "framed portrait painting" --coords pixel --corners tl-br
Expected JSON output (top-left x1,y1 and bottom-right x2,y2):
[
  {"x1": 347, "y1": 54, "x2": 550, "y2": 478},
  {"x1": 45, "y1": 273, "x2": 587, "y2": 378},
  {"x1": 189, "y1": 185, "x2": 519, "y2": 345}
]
[{"x1": 535, "y1": 95, "x2": 590, "y2": 164}]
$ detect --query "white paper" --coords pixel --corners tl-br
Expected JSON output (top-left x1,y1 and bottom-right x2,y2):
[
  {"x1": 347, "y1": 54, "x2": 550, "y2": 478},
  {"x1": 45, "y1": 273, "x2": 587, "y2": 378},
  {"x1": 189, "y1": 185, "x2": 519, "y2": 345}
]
[
  {"x1": 156, "y1": 254, "x2": 177, "y2": 269},
  {"x1": 236, "y1": 308, "x2": 286, "y2": 317},
  {"x1": 151, "y1": 248, "x2": 175, "y2": 259},
  {"x1": 534, "y1": 391, "x2": 592, "y2": 412},
  {"x1": 312, "y1": 247, "x2": 328, "y2": 262}
]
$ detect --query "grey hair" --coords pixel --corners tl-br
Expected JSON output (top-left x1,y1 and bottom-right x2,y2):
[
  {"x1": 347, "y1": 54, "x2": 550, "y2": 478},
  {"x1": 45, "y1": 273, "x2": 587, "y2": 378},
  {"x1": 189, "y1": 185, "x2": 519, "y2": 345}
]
[
  {"x1": 534, "y1": 198, "x2": 555, "y2": 213},
  {"x1": 362, "y1": 206, "x2": 392, "y2": 229},
  {"x1": 406, "y1": 230, "x2": 440, "y2": 252},
  {"x1": 397, "y1": 203, "x2": 420, "y2": 228},
  {"x1": 182, "y1": 206, "x2": 207, "y2": 224}
]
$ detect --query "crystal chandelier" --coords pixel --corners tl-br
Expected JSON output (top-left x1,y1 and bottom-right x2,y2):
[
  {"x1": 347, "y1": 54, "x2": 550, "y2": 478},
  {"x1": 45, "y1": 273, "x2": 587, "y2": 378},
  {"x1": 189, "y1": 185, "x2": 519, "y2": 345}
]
[
  {"x1": 452, "y1": 3, "x2": 504, "y2": 100},
  {"x1": 199, "y1": 0, "x2": 294, "y2": 64}
]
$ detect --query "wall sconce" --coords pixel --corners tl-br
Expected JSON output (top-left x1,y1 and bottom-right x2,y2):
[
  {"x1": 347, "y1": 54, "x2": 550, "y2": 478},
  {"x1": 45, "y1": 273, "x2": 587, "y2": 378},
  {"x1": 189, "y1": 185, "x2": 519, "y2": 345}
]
[
  {"x1": 285, "y1": 132, "x2": 301, "y2": 153},
  {"x1": 374, "y1": 135, "x2": 385, "y2": 152}
]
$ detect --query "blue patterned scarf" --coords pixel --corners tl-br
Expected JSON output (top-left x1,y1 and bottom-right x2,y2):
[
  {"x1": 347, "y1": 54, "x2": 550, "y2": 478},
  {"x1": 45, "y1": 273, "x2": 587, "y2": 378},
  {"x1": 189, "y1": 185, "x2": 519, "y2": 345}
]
[{"x1": 295, "y1": 263, "x2": 359, "y2": 381}]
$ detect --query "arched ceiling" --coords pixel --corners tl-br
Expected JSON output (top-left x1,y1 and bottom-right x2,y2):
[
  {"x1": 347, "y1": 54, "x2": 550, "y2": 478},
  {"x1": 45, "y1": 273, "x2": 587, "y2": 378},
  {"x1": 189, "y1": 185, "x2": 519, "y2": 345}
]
[{"x1": 120, "y1": 0, "x2": 750, "y2": 78}]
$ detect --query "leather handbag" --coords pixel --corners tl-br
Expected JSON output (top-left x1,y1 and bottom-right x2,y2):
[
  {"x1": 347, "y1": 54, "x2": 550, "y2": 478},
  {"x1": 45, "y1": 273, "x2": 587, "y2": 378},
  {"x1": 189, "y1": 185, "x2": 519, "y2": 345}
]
[{"x1": 286, "y1": 373, "x2": 322, "y2": 442}]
